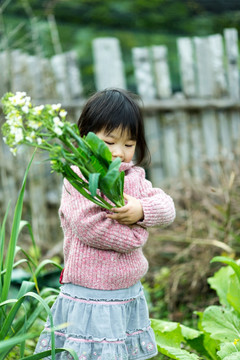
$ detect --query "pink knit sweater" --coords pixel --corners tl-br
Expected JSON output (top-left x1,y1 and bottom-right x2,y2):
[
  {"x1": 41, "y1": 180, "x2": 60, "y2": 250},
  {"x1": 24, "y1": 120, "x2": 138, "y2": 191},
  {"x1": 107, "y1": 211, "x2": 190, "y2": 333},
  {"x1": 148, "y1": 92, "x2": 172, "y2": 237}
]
[{"x1": 59, "y1": 161, "x2": 175, "y2": 290}]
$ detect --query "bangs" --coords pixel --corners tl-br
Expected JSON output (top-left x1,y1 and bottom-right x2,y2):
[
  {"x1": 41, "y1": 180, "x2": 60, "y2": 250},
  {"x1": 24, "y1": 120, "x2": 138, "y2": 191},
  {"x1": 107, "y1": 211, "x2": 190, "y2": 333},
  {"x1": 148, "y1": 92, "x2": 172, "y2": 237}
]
[{"x1": 102, "y1": 101, "x2": 139, "y2": 140}]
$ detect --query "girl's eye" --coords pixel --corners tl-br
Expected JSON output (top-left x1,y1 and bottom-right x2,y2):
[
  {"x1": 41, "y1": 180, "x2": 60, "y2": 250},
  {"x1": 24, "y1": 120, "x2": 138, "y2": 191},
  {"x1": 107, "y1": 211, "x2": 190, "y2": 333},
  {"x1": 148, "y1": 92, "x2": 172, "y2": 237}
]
[
  {"x1": 125, "y1": 144, "x2": 134, "y2": 148},
  {"x1": 105, "y1": 141, "x2": 114, "y2": 145}
]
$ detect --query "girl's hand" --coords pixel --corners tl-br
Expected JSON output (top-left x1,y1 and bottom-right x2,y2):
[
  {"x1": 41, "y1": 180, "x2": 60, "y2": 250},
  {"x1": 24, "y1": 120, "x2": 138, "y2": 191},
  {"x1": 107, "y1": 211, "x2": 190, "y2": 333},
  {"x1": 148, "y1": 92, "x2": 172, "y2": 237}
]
[{"x1": 106, "y1": 193, "x2": 144, "y2": 225}]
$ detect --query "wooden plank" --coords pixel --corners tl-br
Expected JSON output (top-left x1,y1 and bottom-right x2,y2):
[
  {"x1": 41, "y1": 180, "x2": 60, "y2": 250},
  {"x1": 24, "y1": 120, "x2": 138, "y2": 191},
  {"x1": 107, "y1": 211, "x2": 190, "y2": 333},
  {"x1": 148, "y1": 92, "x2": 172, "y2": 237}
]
[
  {"x1": 189, "y1": 112, "x2": 204, "y2": 180},
  {"x1": 224, "y1": 28, "x2": 240, "y2": 152},
  {"x1": 175, "y1": 109, "x2": 191, "y2": 179},
  {"x1": 177, "y1": 37, "x2": 197, "y2": 97},
  {"x1": 132, "y1": 47, "x2": 156, "y2": 100},
  {"x1": 51, "y1": 53, "x2": 70, "y2": 100},
  {"x1": 92, "y1": 37, "x2": 126, "y2": 90},
  {"x1": 151, "y1": 45, "x2": 172, "y2": 98},
  {"x1": 194, "y1": 36, "x2": 214, "y2": 97},
  {"x1": 11, "y1": 50, "x2": 30, "y2": 93},
  {"x1": 132, "y1": 46, "x2": 163, "y2": 184},
  {"x1": 208, "y1": 34, "x2": 227, "y2": 98},
  {"x1": 41, "y1": 57, "x2": 58, "y2": 100},
  {"x1": 161, "y1": 112, "x2": 179, "y2": 179},
  {"x1": 26, "y1": 55, "x2": 44, "y2": 99},
  {"x1": 194, "y1": 35, "x2": 222, "y2": 179},
  {"x1": 224, "y1": 28, "x2": 240, "y2": 99},
  {"x1": 65, "y1": 51, "x2": 83, "y2": 99}
]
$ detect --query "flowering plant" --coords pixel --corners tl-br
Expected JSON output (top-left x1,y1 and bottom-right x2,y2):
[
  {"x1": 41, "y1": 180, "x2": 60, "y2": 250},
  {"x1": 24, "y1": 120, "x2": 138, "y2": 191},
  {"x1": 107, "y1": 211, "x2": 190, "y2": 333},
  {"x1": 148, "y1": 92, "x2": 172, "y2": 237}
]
[{"x1": 1, "y1": 91, "x2": 125, "y2": 209}]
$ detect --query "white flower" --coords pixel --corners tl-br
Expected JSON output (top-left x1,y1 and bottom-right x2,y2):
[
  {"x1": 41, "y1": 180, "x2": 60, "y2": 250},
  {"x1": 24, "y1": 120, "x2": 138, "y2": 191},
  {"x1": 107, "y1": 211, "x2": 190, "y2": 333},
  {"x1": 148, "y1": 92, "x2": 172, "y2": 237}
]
[
  {"x1": 53, "y1": 126, "x2": 63, "y2": 136},
  {"x1": 13, "y1": 127, "x2": 24, "y2": 143},
  {"x1": 53, "y1": 116, "x2": 64, "y2": 127},
  {"x1": 33, "y1": 105, "x2": 44, "y2": 115},
  {"x1": 26, "y1": 135, "x2": 33, "y2": 143},
  {"x1": 9, "y1": 92, "x2": 29, "y2": 106},
  {"x1": 26, "y1": 131, "x2": 36, "y2": 143},
  {"x1": 28, "y1": 120, "x2": 42, "y2": 130},
  {"x1": 59, "y1": 109, "x2": 67, "y2": 118},
  {"x1": 52, "y1": 103, "x2": 61, "y2": 111},
  {"x1": 22, "y1": 105, "x2": 29, "y2": 113},
  {"x1": 37, "y1": 138, "x2": 43, "y2": 145},
  {"x1": 10, "y1": 147, "x2": 17, "y2": 156}
]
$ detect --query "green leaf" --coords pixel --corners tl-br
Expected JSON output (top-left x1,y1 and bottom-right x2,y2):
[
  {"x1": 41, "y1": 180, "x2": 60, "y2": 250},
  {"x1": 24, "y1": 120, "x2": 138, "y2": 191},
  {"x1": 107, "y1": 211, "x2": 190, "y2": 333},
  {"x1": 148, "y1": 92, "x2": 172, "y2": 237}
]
[
  {"x1": 1, "y1": 150, "x2": 35, "y2": 302},
  {"x1": 85, "y1": 132, "x2": 112, "y2": 165},
  {"x1": 89, "y1": 173, "x2": 100, "y2": 197},
  {"x1": 202, "y1": 306, "x2": 240, "y2": 342},
  {"x1": 151, "y1": 319, "x2": 200, "y2": 359},
  {"x1": 17, "y1": 281, "x2": 35, "y2": 299},
  {"x1": 227, "y1": 273, "x2": 240, "y2": 314},
  {"x1": 208, "y1": 265, "x2": 233, "y2": 307},
  {"x1": 217, "y1": 341, "x2": 240, "y2": 360},
  {"x1": 211, "y1": 257, "x2": 240, "y2": 285}
]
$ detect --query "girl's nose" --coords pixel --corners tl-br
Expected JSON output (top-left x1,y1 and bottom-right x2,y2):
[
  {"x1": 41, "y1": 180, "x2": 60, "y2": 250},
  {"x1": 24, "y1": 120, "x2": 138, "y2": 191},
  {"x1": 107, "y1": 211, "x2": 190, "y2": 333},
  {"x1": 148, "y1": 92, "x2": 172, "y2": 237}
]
[{"x1": 112, "y1": 146, "x2": 124, "y2": 160}]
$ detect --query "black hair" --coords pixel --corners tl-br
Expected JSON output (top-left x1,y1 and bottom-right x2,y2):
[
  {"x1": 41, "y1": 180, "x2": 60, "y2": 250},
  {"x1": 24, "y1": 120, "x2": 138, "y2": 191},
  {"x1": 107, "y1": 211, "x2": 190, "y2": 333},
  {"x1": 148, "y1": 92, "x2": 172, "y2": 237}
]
[{"x1": 77, "y1": 88, "x2": 151, "y2": 166}]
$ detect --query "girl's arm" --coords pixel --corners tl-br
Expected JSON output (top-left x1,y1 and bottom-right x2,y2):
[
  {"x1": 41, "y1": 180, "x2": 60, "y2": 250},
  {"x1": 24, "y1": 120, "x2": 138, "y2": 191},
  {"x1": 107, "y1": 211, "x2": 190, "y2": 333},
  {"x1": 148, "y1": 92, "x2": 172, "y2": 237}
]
[
  {"x1": 107, "y1": 166, "x2": 176, "y2": 227},
  {"x1": 59, "y1": 177, "x2": 148, "y2": 253}
]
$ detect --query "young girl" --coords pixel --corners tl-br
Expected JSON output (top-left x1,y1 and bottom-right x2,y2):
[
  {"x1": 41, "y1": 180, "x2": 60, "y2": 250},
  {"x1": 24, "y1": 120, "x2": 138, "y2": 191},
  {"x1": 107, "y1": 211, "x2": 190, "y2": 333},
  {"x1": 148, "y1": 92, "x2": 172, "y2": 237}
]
[{"x1": 35, "y1": 88, "x2": 175, "y2": 360}]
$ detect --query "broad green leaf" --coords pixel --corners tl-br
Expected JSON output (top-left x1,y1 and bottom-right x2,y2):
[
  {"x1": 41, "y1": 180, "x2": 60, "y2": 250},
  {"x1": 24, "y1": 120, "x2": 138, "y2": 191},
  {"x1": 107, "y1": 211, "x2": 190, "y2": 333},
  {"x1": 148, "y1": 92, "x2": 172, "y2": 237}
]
[
  {"x1": 85, "y1": 132, "x2": 112, "y2": 165},
  {"x1": 211, "y1": 257, "x2": 240, "y2": 285},
  {"x1": 227, "y1": 273, "x2": 240, "y2": 314},
  {"x1": 151, "y1": 319, "x2": 201, "y2": 359},
  {"x1": 187, "y1": 334, "x2": 219, "y2": 360},
  {"x1": 217, "y1": 341, "x2": 240, "y2": 360},
  {"x1": 89, "y1": 173, "x2": 100, "y2": 196},
  {"x1": 180, "y1": 324, "x2": 201, "y2": 340},
  {"x1": 157, "y1": 345, "x2": 200, "y2": 360},
  {"x1": 208, "y1": 265, "x2": 233, "y2": 307},
  {"x1": 195, "y1": 312, "x2": 220, "y2": 360},
  {"x1": 202, "y1": 306, "x2": 240, "y2": 342}
]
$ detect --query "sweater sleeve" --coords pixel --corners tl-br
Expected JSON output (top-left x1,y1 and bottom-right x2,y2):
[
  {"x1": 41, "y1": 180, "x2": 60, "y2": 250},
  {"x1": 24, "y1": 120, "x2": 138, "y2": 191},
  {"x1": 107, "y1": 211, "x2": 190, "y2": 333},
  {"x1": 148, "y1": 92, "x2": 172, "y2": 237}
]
[
  {"x1": 59, "y1": 177, "x2": 148, "y2": 253},
  {"x1": 134, "y1": 167, "x2": 176, "y2": 228}
]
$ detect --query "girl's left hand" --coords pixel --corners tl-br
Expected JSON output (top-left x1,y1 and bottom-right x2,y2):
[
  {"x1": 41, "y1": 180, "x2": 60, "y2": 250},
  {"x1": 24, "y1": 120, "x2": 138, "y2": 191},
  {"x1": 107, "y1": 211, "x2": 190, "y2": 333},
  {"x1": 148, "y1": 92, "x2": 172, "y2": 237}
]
[{"x1": 106, "y1": 193, "x2": 144, "y2": 225}]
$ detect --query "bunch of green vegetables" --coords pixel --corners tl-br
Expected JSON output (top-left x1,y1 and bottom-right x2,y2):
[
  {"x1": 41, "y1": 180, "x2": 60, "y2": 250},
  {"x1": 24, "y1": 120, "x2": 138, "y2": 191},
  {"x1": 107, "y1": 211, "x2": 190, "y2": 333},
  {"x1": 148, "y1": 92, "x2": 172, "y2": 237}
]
[{"x1": 1, "y1": 91, "x2": 125, "y2": 210}]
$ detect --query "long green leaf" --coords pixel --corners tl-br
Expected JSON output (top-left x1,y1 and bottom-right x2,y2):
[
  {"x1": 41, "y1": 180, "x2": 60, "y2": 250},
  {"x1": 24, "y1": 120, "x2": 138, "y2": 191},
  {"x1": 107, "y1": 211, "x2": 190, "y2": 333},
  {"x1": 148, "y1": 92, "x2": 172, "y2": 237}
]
[
  {"x1": 89, "y1": 173, "x2": 100, "y2": 196},
  {"x1": 1, "y1": 151, "x2": 35, "y2": 302},
  {"x1": 0, "y1": 202, "x2": 11, "y2": 299}
]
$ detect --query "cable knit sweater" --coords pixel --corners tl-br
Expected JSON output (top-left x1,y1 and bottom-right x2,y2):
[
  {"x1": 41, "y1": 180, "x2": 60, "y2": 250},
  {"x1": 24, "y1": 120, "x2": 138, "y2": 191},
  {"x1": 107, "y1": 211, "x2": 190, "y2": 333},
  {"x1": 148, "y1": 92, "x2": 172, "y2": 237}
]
[{"x1": 59, "y1": 161, "x2": 175, "y2": 290}]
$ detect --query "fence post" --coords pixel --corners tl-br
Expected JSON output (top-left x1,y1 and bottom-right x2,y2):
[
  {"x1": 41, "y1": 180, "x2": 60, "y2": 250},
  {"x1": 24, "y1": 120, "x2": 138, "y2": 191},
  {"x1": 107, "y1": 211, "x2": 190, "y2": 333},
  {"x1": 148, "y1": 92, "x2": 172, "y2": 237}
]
[
  {"x1": 51, "y1": 53, "x2": 70, "y2": 100},
  {"x1": 194, "y1": 36, "x2": 220, "y2": 179},
  {"x1": 224, "y1": 28, "x2": 240, "y2": 151},
  {"x1": 177, "y1": 37, "x2": 197, "y2": 98},
  {"x1": 92, "y1": 37, "x2": 126, "y2": 90},
  {"x1": 151, "y1": 45, "x2": 172, "y2": 99},
  {"x1": 177, "y1": 38, "x2": 199, "y2": 178},
  {"x1": 132, "y1": 47, "x2": 164, "y2": 184}
]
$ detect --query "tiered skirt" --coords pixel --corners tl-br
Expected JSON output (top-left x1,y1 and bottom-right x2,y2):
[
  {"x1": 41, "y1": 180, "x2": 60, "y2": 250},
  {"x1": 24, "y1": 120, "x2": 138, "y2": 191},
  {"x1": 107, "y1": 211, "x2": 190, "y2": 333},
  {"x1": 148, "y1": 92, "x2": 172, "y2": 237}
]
[{"x1": 35, "y1": 282, "x2": 158, "y2": 360}]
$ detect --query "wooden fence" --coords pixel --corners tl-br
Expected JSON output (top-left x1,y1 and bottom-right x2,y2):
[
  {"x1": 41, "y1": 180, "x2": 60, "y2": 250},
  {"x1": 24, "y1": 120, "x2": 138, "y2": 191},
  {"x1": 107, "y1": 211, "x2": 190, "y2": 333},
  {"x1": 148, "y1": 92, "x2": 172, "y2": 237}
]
[{"x1": 0, "y1": 28, "x2": 240, "y2": 246}]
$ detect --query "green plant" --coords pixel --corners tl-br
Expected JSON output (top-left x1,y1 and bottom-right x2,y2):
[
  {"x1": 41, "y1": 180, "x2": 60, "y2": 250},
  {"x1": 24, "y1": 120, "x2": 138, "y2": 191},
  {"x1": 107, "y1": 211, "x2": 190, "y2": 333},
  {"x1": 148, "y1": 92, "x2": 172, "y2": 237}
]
[
  {"x1": 0, "y1": 153, "x2": 78, "y2": 359},
  {"x1": 151, "y1": 256, "x2": 240, "y2": 359},
  {"x1": 1, "y1": 91, "x2": 125, "y2": 210}
]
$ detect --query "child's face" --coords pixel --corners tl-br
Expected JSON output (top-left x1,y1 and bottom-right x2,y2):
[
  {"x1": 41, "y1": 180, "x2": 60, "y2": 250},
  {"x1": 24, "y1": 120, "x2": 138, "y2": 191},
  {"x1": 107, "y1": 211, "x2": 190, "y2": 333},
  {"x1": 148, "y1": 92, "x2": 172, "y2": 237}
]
[{"x1": 96, "y1": 127, "x2": 136, "y2": 163}]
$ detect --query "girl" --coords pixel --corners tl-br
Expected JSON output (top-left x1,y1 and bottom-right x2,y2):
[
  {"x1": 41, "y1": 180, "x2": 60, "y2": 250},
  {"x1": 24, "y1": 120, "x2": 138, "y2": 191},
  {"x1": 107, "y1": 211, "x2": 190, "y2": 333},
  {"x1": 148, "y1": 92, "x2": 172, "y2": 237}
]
[{"x1": 35, "y1": 88, "x2": 175, "y2": 360}]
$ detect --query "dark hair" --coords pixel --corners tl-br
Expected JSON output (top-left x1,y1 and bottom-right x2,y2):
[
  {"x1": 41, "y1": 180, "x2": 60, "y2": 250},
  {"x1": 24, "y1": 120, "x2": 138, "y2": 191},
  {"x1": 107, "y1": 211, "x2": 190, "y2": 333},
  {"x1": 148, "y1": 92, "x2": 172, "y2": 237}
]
[{"x1": 77, "y1": 88, "x2": 150, "y2": 166}]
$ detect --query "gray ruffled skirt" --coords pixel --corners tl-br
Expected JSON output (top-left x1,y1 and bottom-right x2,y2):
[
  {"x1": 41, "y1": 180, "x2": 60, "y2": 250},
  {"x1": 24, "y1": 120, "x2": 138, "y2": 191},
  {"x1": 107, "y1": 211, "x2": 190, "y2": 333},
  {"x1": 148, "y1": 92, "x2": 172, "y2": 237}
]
[{"x1": 35, "y1": 281, "x2": 158, "y2": 360}]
